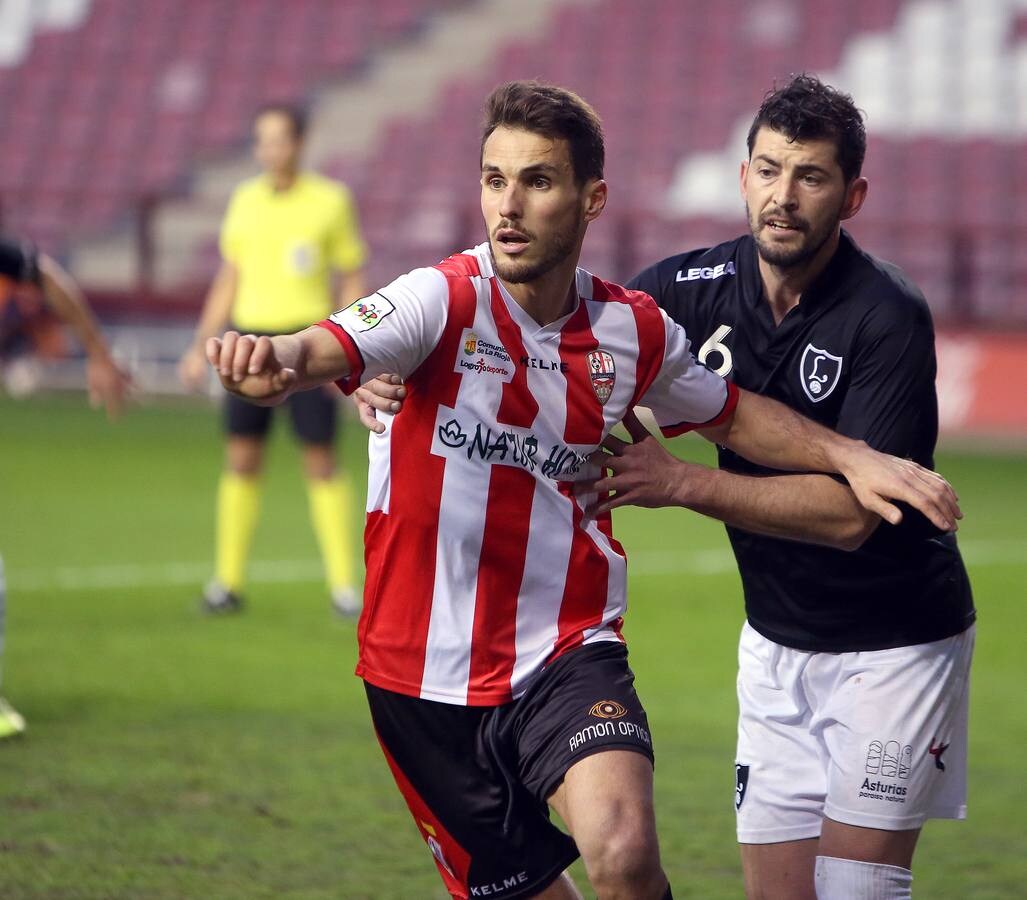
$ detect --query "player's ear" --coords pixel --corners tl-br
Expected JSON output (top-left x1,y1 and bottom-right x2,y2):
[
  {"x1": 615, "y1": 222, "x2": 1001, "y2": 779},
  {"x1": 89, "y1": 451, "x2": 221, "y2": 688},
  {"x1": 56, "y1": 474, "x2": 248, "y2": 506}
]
[
  {"x1": 583, "y1": 178, "x2": 607, "y2": 222},
  {"x1": 841, "y1": 176, "x2": 868, "y2": 220},
  {"x1": 739, "y1": 161, "x2": 750, "y2": 200}
]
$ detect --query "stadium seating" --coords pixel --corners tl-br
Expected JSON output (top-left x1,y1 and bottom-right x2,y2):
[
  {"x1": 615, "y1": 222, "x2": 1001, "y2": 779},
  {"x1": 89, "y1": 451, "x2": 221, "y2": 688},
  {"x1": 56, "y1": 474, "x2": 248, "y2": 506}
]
[
  {"x1": 2, "y1": 0, "x2": 1026, "y2": 323},
  {"x1": 0, "y1": 0, "x2": 464, "y2": 251}
]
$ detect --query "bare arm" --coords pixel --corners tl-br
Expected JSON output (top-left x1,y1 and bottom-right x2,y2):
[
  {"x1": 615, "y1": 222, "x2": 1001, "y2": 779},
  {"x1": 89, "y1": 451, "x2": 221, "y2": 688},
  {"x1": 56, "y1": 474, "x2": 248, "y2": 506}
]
[
  {"x1": 337, "y1": 268, "x2": 367, "y2": 307},
  {"x1": 37, "y1": 254, "x2": 131, "y2": 419},
  {"x1": 179, "y1": 261, "x2": 238, "y2": 390},
  {"x1": 206, "y1": 326, "x2": 351, "y2": 405},
  {"x1": 697, "y1": 388, "x2": 959, "y2": 530}
]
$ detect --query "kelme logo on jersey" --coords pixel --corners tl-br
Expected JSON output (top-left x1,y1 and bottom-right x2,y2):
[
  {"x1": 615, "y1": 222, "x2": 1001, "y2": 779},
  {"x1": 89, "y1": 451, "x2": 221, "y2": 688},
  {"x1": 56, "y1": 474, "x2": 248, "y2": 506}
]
[
  {"x1": 330, "y1": 291, "x2": 397, "y2": 333},
  {"x1": 587, "y1": 349, "x2": 616, "y2": 405},
  {"x1": 589, "y1": 700, "x2": 627, "y2": 719},
  {"x1": 799, "y1": 343, "x2": 843, "y2": 403}
]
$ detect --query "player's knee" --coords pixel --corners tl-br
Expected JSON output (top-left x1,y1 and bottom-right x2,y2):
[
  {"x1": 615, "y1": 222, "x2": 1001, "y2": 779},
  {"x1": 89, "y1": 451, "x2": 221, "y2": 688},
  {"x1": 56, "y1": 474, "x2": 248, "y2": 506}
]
[{"x1": 580, "y1": 819, "x2": 663, "y2": 899}]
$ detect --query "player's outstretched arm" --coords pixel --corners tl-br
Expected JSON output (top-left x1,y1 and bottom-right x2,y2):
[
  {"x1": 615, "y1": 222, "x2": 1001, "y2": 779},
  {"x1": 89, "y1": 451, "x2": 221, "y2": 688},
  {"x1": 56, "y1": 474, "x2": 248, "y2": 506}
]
[
  {"x1": 581, "y1": 412, "x2": 879, "y2": 550},
  {"x1": 38, "y1": 254, "x2": 131, "y2": 420},
  {"x1": 699, "y1": 388, "x2": 961, "y2": 532},
  {"x1": 206, "y1": 326, "x2": 350, "y2": 406}
]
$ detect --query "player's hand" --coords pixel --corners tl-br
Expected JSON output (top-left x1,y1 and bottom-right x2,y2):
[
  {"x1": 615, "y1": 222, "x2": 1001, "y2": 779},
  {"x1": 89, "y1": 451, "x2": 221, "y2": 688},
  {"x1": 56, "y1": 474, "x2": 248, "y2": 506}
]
[
  {"x1": 837, "y1": 442, "x2": 962, "y2": 532},
  {"x1": 353, "y1": 374, "x2": 405, "y2": 434},
  {"x1": 86, "y1": 353, "x2": 132, "y2": 421},
  {"x1": 178, "y1": 345, "x2": 210, "y2": 392},
  {"x1": 206, "y1": 331, "x2": 297, "y2": 404},
  {"x1": 577, "y1": 410, "x2": 697, "y2": 515}
]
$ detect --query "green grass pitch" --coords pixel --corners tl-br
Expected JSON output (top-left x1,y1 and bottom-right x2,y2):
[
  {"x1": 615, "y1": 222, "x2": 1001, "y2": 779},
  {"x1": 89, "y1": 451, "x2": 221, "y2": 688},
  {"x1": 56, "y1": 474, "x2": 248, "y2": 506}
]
[{"x1": 1, "y1": 394, "x2": 1024, "y2": 898}]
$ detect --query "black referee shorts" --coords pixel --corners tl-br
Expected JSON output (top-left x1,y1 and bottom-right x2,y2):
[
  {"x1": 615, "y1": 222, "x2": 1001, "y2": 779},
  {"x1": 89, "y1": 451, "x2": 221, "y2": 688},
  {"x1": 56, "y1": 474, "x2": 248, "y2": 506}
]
[
  {"x1": 365, "y1": 641, "x2": 654, "y2": 898},
  {"x1": 224, "y1": 387, "x2": 337, "y2": 445}
]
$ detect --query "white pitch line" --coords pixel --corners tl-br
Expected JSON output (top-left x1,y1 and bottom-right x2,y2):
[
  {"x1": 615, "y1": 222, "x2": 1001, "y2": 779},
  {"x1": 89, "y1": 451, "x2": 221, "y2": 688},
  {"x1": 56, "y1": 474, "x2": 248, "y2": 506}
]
[{"x1": 5, "y1": 539, "x2": 1022, "y2": 593}]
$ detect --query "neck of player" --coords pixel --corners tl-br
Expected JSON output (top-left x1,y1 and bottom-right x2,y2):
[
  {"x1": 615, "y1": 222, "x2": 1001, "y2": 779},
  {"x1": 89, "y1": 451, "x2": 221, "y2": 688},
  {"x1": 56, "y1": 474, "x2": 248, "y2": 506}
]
[
  {"x1": 759, "y1": 227, "x2": 841, "y2": 325},
  {"x1": 500, "y1": 251, "x2": 582, "y2": 327}
]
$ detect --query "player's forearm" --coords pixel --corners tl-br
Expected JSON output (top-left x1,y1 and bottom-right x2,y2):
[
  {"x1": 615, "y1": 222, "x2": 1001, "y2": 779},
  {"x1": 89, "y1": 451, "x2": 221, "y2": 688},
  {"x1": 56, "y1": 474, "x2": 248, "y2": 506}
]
[
  {"x1": 38, "y1": 256, "x2": 113, "y2": 361},
  {"x1": 273, "y1": 326, "x2": 351, "y2": 389},
  {"x1": 706, "y1": 388, "x2": 864, "y2": 477},
  {"x1": 678, "y1": 467, "x2": 878, "y2": 550},
  {"x1": 338, "y1": 269, "x2": 367, "y2": 307},
  {"x1": 191, "y1": 264, "x2": 237, "y2": 348}
]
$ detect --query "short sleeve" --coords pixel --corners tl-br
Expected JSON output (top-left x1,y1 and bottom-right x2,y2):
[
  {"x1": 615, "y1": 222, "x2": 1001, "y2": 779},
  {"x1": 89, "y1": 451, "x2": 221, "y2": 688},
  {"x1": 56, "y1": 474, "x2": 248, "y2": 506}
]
[
  {"x1": 317, "y1": 266, "x2": 449, "y2": 394},
  {"x1": 327, "y1": 186, "x2": 369, "y2": 273},
  {"x1": 218, "y1": 189, "x2": 246, "y2": 264},
  {"x1": 640, "y1": 310, "x2": 738, "y2": 437},
  {"x1": 0, "y1": 235, "x2": 41, "y2": 285}
]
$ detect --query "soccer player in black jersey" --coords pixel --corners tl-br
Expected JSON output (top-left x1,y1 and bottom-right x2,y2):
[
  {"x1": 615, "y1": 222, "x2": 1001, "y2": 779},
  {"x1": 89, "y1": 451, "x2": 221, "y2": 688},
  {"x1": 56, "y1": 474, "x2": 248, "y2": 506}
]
[
  {"x1": 1, "y1": 234, "x2": 130, "y2": 738},
  {"x1": 601, "y1": 76, "x2": 973, "y2": 899}
]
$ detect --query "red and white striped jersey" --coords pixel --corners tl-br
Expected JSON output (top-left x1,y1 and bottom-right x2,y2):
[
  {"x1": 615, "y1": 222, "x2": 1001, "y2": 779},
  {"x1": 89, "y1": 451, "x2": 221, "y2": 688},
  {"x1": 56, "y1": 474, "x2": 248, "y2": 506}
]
[{"x1": 319, "y1": 243, "x2": 737, "y2": 706}]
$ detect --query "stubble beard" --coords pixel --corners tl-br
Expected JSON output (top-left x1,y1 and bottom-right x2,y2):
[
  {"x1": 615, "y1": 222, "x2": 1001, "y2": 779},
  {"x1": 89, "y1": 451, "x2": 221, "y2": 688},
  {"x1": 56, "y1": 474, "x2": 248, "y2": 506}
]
[
  {"x1": 490, "y1": 220, "x2": 582, "y2": 284},
  {"x1": 748, "y1": 201, "x2": 842, "y2": 270}
]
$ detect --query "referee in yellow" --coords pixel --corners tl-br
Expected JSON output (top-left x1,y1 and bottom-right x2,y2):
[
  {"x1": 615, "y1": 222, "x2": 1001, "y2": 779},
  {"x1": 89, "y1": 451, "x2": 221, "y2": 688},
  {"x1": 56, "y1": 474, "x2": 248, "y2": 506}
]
[{"x1": 178, "y1": 102, "x2": 367, "y2": 616}]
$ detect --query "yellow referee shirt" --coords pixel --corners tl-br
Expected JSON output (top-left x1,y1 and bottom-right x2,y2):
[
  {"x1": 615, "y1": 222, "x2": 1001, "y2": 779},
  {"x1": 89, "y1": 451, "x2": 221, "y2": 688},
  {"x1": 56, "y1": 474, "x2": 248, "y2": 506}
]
[{"x1": 219, "y1": 172, "x2": 368, "y2": 333}]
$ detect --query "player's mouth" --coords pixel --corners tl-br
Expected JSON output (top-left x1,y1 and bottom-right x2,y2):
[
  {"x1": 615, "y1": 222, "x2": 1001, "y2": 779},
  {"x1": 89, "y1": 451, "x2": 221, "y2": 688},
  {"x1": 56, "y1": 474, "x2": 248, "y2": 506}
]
[
  {"x1": 495, "y1": 228, "x2": 532, "y2": 255},
  {"x1": 763, "y1": 216, "x2": 804, "y2": 235}
]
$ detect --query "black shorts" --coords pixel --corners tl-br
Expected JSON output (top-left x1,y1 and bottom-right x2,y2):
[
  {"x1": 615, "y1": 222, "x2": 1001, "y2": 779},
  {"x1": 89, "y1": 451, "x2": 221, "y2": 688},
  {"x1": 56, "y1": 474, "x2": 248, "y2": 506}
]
[
  {"x1": 365, "y1": 641, "x2": 654, "y2": 899},
  {"x1": 223, "y1": 386, "x2": 337, "y2": 444}
]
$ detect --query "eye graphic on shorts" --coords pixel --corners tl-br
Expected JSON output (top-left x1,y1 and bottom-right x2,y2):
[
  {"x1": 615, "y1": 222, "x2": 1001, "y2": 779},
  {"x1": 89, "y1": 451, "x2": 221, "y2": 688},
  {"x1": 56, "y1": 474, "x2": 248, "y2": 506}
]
[{"x1": 589, "y1": 700, "x2": 627, "y2": 719}]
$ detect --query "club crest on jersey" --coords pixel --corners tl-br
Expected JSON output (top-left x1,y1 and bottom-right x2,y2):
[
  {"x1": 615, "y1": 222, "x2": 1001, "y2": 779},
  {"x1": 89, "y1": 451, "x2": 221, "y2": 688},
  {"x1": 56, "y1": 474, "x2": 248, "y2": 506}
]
[
  {"x1": 587, "y1": 349, "x2": 616, "y2": 405},
  {"x1": 799, "y1": 343, "x2": 843, "y2": 403},
  {"x1": 330, "y1": 292, "x2": 396, "y2": 333}
]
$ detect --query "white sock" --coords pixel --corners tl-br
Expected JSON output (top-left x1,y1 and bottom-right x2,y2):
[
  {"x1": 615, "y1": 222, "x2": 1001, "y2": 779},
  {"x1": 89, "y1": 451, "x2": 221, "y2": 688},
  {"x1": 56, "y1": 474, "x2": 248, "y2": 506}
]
[{"x1": 815, "y1": 856, "x2": 913, "y2": 899}]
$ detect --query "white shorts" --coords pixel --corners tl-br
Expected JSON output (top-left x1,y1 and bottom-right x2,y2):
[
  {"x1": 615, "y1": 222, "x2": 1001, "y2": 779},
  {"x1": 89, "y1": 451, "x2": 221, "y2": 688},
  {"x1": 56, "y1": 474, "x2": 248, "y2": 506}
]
[{"x1": 735, "y1": 621, "x2": 974, "y2": 843}]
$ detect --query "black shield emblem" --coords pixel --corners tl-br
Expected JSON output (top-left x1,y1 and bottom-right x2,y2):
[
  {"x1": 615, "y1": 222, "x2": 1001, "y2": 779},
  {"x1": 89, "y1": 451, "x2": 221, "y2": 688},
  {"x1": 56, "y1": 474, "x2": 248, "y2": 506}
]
[
  {"x1": 735, "y1": 764, "x2": 750, "y2": 811},
  {"x1": 799, "y1": 343, "x2": 843, "y2": 403}
]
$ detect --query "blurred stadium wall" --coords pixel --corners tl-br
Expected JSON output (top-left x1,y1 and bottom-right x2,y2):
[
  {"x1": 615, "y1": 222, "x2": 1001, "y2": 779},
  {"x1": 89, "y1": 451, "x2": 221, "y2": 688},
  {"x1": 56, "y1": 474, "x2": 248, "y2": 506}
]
[{"x1": 1, "y1": 0, "x2": 1025, "y2": 437}]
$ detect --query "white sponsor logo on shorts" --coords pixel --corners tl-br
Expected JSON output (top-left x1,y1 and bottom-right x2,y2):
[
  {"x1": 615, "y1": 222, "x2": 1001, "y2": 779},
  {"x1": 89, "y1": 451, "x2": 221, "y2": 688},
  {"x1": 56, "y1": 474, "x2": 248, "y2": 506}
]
[
  {"x1": 568, "y1": 719, "x2": 651, "y2": 752},
  {"x1": 470, "y1": 872, "x2": 530, "y2": 896}
]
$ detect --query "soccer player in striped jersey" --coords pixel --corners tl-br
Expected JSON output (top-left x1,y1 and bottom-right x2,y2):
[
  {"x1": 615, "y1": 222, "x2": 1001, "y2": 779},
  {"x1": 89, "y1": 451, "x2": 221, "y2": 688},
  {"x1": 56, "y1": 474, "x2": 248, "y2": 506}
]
[{"x1": 206, "y1": 82, "x2": 959, "y2": 899}]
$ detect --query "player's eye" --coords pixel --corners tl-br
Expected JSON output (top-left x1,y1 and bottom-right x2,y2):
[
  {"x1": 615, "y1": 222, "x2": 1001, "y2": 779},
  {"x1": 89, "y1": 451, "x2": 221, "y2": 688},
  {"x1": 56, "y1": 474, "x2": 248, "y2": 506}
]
[
  {"x1": 486, "y1": 177, "x2": 505, "y2": 190},
  {"x1": 531, "y1": 177, "x2": 550, "y2": 189},
  {"x1": 802, "y1": 174, "x2": 822, "y2": 186}
]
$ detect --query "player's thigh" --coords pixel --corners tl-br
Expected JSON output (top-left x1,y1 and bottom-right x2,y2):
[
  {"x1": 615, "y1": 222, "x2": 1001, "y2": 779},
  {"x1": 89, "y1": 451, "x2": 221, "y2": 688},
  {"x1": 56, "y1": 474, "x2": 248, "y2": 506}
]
[
  {"x1": 739, "y1": 839, "x2": 818, "y2": 900},
  {"x1": 287, "y1": 384, "x2": 337, "y2": 446},
  {"x1": 818, "y1": 626, "x2": 974, "y2": 837},
  {"x1": 506, "y1": 642, "x2": 659, "y2": 874},
  {"x1": 364, "y1": 681, "x2": 577, "y2": 900},
  {"x1": 735, "y1": 623, "x2": 827, "y2": 846}
]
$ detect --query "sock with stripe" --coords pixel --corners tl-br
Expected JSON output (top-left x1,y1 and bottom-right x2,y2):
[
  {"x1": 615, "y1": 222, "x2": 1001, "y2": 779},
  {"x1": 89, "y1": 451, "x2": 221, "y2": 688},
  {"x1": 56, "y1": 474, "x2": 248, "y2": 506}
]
[
  {"x1": 215, "y1": 471, "x2": 261, "y2": 593},
  {"x1": 307, "y1": 474, "x2": 356, "y2": 590},
  {"x1": 815, "y1": 856, "x2": 912, "y2": 899}
]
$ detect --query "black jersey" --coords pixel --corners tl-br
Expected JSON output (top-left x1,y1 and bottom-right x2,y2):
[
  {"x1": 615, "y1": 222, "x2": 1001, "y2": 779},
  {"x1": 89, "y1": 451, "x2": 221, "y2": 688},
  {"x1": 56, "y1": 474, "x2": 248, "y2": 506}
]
[{"x1": 628, "y1": 230, "x2": 975, "y2": 652}]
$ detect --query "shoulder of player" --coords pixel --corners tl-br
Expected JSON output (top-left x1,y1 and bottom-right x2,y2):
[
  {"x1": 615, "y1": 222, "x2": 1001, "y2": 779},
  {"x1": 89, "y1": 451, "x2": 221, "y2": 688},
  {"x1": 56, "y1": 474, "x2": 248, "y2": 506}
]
[
  {"x1": 629, "y1": 235, "x2": 746, "y2": 294},
  {"x1": 841, "y1": 238, "x2": 934, "y2": 334}
]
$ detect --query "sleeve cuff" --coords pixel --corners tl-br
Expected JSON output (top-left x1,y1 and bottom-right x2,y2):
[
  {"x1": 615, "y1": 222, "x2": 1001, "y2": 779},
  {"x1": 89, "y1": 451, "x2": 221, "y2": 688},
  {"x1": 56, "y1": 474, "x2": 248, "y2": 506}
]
[
  {"x1": 315, "y1": 320, "x2": 365, "y2": 395},
  {"x1": 659, "y1": 380, "x2": 739, "y2": 438}
]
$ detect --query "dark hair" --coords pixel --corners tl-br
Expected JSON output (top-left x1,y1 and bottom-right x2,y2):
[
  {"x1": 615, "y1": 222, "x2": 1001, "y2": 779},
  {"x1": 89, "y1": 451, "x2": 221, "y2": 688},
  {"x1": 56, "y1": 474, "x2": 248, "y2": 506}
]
[
  {"x1": 746, "y1": 74, "x2": 866, "y2": 182},
  {"x1": 254, "y1": 102, "x2": 308, "y2": 140},
  {"x1": 480, "y1": 80, "x2": 604, "y2": 183}
]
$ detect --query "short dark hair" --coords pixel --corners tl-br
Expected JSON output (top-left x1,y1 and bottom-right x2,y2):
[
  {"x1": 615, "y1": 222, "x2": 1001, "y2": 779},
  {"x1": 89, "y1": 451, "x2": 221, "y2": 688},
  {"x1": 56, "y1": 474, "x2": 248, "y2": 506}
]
[
  {"x1": 254, "y1": 102, "x2": 308, "y2": 140},
  {"x1": 480, "y1": 80, "x2": 604, "y2": 184},
  {"x1": 746, "y1": 74, "x2": 866, "y2": 182}
]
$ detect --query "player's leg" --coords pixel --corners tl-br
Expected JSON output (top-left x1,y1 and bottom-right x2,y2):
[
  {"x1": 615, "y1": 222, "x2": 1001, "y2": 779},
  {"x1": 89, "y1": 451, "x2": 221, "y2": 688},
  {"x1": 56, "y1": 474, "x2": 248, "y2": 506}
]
[
  {"x1": 203, "y1": 395, "x2": 270, "y2": 612},
  {"x1": 364, "y1": 682, "x2": 579, "y2": 898},
  {"x1": 813, "y1": 626, "x2": 974, "y2": 899},
  {"x1": 289, "y1": 388, "x2": 359, "y2": 615},
  {"x1": 549, "y1": 750, "x2": 668, "y2": 899},
  {"x1": 510, "y1": 641, "x2": 670, "y2": 900},
  {"x1": 735, "y1": 623, "x2": 825, "y2": 900},
  {"x1": 0, "y1": 554, "x2": 26, "y2": 739},
  {"x1": 813, "y1": 820, "x2": 917, "y2": 898}
]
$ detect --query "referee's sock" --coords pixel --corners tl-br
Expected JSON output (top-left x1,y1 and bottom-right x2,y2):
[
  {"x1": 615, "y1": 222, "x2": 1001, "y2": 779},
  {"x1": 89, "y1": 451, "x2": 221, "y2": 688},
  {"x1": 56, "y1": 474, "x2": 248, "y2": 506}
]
[
  {"x1": 815, "y1": 856, "x2": 912, "y2": 899},
  {"x1": 307, "y1": 474, "x2": 356, "y2": 591},
  {"x1": 215, "y1": 471, "x2": 261, "y2": 593}
]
